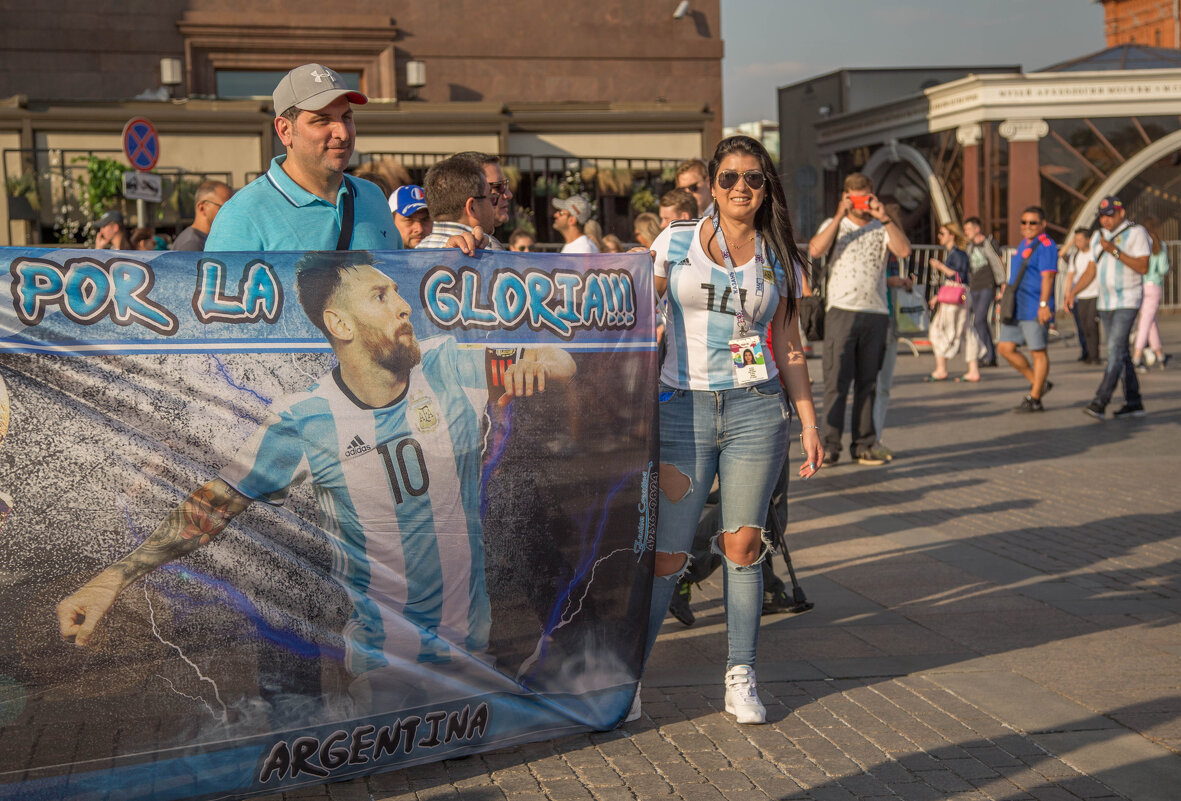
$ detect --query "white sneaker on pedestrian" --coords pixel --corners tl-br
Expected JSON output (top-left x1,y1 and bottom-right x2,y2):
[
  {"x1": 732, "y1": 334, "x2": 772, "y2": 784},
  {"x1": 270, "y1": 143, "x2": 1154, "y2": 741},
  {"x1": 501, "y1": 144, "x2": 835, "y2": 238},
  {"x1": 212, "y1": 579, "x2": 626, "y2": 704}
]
[{"x1": 724, "y1": 665, "x2": 766, "y2": 724}]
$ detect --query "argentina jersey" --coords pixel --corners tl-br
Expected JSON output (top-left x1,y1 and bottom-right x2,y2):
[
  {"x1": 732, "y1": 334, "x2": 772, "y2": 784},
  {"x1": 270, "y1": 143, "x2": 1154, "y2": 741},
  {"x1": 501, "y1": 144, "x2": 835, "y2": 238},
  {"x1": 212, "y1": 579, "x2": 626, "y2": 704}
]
[
  {"x1": 220, "y1": 336, "x2": 492, "y2": 675},
  {"x1": 1091, "y1": 224, "x2": 1144, "y2": 311},
  {"x1": 653, "y1": 218, "x2": 789, "y2": 391}
]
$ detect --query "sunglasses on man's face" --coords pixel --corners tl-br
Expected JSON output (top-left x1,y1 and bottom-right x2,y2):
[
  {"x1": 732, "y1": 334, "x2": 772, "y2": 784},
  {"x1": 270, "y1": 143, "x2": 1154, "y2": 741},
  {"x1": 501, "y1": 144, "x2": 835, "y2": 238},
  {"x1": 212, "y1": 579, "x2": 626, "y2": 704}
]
[
  {"x1": 716, "y1": 170, "x2": 766, "y2": 191},
  {"x1": 488, "y1": 180, "x2": 507, "y2": 196},
  {"x1": 1019, "y1": 219, "x2": 1042, "y2": 226}
]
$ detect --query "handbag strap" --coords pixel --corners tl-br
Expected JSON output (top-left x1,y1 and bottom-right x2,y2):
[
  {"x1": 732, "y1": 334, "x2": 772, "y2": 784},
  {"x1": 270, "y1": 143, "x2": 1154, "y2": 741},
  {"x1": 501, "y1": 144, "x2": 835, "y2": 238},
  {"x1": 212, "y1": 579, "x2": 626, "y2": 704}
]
[{"x1": 335, "y1": 177, "x2": 356, "y2": 251}]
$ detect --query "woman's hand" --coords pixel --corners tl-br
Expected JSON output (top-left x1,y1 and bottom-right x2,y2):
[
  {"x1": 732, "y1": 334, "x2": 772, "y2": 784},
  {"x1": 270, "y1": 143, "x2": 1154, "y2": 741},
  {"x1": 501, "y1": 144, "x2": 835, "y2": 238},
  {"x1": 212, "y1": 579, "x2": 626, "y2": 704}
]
[
  {"x1": 798, "y1": 427, "x2": 823, "y2": 480},
  {"x1": 929, "y1": 295, "x2": 938, "y2": 310}
]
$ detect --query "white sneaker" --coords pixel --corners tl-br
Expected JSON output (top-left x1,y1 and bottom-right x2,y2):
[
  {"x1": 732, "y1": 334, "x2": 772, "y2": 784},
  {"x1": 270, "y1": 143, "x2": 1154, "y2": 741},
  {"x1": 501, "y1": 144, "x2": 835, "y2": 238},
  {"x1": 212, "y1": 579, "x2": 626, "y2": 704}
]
[{"x1": 724, "y1": 665, "x2": 766, "y2": 724}]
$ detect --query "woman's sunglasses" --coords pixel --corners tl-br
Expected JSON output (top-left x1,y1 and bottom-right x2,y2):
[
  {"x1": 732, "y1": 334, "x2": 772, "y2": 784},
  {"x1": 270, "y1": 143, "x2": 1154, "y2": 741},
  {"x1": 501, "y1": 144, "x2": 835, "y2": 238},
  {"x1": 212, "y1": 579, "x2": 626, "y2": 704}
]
[{"x1": 716, "y1": 170, "x2": 766, "y2": 191}]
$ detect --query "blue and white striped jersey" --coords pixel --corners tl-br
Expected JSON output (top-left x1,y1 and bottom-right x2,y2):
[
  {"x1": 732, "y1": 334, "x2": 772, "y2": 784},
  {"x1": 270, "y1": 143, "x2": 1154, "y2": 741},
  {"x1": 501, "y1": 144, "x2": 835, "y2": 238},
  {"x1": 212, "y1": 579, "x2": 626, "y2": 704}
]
[
  {"x1": 220, "y1": 336, "x2": 495, "y2": 674},
  {"x1": 1091, "y1": 223, "x2": 1150, "y2": 311},
  {"x1": 652, "y1": 218, "x2": 800, "y2": 390}
]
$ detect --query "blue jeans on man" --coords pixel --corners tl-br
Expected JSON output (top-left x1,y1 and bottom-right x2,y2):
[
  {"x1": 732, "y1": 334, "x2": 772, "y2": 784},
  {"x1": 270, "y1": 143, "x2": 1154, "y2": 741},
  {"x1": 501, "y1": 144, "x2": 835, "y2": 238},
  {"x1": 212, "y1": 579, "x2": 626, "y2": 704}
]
[{"x1": 1093, "y1": 308, "x2": 1141, "y2": 409}]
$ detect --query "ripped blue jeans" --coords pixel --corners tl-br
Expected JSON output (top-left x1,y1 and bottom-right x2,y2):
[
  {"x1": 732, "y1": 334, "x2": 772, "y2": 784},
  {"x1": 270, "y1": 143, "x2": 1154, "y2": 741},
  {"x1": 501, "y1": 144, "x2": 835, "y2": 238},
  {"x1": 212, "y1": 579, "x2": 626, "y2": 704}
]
[{"x1": 646, "y1": 380, "x2": 789, "y2": 669}]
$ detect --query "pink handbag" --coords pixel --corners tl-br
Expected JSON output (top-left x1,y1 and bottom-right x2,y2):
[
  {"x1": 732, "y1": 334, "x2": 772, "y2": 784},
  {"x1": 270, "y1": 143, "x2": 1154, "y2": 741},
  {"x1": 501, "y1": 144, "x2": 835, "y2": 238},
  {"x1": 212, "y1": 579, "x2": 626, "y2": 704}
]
[{"x1": 936, "y1": 283, "x2": 966, "y2": 305}]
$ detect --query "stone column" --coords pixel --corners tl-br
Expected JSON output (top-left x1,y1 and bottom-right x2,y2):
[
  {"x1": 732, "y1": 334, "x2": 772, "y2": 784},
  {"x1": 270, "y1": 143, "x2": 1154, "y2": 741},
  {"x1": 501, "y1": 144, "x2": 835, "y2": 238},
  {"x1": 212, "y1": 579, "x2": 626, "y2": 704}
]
[
  {"x1": 956, "y1": 124, "x2": 982, "y2": 221},
  {"x1": 999, "y1": 119, "x2": 1049, "y2": 245}
]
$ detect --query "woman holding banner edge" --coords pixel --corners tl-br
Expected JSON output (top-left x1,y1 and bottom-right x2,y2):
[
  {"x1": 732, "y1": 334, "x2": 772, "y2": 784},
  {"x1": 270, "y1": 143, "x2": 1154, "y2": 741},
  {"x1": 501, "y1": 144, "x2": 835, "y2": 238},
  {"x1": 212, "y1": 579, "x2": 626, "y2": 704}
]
[{"x1": 643, "y1": 135, "x2": 822, "y2": 724}]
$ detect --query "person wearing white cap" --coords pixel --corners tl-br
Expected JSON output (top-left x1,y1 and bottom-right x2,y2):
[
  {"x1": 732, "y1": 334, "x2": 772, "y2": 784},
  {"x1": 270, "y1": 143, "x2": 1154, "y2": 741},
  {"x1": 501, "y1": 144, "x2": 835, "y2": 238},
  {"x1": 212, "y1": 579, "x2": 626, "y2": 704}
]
[
  {"x1": 205, "y1": 63, "x2": 401, "y2": 253},
  {"x1": 389, "y1": 184, "x2": 432, "y2": 248},
  {"x1": 553, "y1": 194, "x2": 599, "y2": 254}
]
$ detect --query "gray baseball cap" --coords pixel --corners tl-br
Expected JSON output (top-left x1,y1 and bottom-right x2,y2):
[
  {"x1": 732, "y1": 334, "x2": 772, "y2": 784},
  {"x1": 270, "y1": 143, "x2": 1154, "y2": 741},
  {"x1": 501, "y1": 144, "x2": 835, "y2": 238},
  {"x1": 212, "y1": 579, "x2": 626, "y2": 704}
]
[
  {"x1": 95, "y1": 209, "x2": 123, "y2": 229},
  {"x1": 553, "y1": 194, "x2": 592, "y2": 225},
  {"x1": 272, "y1": 64, "x2": 367, "y2": 116}
]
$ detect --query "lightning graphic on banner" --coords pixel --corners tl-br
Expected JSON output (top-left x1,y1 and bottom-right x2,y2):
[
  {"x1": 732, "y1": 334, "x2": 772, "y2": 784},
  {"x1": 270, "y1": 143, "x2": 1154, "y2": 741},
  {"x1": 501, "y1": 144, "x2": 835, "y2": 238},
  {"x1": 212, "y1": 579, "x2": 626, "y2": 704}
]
[
  {"x1": 143, "y1": 583, "x2": 228, "y2": 723},
  {"x1": 518, "y1": 471, "x2": 638, "y2": 684}
]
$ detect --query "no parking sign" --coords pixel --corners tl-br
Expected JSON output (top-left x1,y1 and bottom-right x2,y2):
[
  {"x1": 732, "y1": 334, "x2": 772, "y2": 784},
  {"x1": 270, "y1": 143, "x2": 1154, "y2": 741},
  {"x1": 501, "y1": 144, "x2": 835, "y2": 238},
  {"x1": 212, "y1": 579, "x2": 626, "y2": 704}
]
[{"x1": 121, "y1": 117, "x2": 159, "y2": 172}]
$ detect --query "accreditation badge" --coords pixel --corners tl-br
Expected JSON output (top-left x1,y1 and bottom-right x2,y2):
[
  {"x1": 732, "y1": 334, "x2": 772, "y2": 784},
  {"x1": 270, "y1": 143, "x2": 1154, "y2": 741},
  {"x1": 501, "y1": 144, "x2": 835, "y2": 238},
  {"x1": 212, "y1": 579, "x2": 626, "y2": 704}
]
[{"x1": 730, "y1": 335, "x2": 768, "y2": 385}]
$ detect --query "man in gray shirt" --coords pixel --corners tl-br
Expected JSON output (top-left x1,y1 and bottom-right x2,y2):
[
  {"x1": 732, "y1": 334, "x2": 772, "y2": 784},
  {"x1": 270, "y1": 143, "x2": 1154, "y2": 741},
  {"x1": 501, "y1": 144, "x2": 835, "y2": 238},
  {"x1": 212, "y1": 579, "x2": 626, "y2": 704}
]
[{"x1": 172, "y1": 180, "x2": 233, "y2": 251}]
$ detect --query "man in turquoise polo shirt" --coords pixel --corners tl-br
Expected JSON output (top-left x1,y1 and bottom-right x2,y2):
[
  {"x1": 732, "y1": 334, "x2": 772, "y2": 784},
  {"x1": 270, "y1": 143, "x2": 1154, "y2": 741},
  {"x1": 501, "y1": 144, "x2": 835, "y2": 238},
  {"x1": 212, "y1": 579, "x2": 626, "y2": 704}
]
[{"x1": 206, "y1": 63, "x2": 399, "y2": 252}]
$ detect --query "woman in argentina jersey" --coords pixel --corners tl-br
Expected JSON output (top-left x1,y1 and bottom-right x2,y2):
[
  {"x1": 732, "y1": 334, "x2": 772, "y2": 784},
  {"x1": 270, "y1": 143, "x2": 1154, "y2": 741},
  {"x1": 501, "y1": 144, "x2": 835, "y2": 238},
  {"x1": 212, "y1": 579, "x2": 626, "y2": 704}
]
[{"x1": 643, "y1": 136, "x2": 823, "y2": 725}]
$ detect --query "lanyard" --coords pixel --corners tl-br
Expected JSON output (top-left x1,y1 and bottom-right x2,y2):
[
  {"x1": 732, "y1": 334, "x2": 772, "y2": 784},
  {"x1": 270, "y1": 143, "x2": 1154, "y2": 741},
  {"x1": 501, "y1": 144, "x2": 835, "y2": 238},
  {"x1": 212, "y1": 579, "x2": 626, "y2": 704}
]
[{"x1": 711, "y1": 214, "x2": 764, "y2": 336}]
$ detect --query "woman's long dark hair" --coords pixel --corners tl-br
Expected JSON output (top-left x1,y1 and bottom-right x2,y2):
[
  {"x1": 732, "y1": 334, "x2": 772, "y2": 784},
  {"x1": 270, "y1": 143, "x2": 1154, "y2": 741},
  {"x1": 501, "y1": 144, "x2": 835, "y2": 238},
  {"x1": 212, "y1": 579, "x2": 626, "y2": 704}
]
[{"x1": 706, "y1": 135, "x2": 804, "y2": 318}]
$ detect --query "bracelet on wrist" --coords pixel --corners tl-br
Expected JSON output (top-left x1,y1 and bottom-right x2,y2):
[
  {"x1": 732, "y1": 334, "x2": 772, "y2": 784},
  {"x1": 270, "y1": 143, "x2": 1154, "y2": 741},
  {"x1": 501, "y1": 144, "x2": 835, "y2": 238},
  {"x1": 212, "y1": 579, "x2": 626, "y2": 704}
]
[{"x1": 799, "y1": 425, "x2": 819, "y2": 456}]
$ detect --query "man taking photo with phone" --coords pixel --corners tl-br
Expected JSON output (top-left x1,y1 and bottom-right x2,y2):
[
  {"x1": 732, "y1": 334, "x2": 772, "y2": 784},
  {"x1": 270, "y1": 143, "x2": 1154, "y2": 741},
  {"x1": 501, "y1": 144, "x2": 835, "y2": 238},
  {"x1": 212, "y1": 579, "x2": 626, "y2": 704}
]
[{"x1": 808, "y1": 173, "x2": 911, "y2": 467}]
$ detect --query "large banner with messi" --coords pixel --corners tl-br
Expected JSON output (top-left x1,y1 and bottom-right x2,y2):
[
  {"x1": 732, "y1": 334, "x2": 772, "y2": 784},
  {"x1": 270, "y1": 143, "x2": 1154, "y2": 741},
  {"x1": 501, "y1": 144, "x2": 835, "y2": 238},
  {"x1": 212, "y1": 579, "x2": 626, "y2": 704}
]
[{"x1": 0, "y1": 246, "x2": 658, "y2": 801}]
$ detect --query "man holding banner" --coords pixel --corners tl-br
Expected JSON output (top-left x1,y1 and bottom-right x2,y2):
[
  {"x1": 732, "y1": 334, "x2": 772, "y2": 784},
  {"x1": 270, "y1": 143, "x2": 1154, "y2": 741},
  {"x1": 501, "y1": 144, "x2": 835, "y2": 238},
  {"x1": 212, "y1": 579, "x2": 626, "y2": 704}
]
[{"x1": 57, "y1": 250, "x2": 575, "y2": 709}]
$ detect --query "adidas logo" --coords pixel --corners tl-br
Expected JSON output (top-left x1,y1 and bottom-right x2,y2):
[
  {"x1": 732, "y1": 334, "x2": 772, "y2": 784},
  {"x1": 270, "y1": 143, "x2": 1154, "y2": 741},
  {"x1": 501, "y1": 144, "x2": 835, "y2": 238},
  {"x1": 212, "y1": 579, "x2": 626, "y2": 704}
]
[{"x1": 344, "y1": 434, "x2": 372, "y2": 458}]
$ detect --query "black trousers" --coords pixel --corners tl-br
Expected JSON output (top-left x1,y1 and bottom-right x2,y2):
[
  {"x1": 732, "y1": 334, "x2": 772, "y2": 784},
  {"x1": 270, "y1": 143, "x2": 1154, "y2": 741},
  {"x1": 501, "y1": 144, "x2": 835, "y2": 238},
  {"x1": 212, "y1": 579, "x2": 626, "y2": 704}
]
[
  {"x1": 822, "y1": 308, "x2": 889, "y2": 457},
  {"x1": 1073, "y1": 296, "x2": 1101, "y2": 362}
]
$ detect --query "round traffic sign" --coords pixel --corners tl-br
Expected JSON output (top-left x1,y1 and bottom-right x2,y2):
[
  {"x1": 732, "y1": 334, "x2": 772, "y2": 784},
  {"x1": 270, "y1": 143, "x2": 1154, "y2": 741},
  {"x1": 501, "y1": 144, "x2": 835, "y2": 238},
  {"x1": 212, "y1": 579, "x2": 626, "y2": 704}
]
[{"x1": 122, "y1": 117, "x2": 160, "y2": 172}]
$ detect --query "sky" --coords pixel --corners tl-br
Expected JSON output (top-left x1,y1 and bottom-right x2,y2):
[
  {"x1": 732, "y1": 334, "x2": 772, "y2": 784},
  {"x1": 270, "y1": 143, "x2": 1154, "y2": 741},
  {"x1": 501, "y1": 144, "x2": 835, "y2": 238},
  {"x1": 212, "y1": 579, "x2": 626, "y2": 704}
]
[{"x1": 720, "y1": 0, "x2": 1107, "y2": 126}]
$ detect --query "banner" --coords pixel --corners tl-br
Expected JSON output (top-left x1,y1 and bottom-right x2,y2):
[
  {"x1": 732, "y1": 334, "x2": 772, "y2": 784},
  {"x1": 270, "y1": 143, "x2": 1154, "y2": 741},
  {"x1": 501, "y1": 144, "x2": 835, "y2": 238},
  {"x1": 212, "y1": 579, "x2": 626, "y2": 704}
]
[{"x1": 0, "y1": 247, "x2": 658, "y2": 801}]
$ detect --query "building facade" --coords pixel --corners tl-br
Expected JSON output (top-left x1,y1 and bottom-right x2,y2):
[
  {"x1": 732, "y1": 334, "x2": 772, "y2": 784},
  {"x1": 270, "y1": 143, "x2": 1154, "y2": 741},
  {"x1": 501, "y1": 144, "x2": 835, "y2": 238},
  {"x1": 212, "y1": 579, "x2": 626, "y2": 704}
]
[
  {"x1": 1, "y1": 0, "x2": 723, "y2": 245},
  {"x1": 1102, "y1": 0, "x2": 1181, "y2": 48},
  {"x1": 787, "y1": 48, "x2": 1181, "y2": 252}
]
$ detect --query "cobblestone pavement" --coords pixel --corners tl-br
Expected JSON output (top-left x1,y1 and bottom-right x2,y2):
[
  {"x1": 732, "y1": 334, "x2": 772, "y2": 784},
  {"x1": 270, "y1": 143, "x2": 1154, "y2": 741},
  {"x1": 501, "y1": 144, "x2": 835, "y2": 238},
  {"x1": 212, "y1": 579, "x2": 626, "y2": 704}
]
[{"x1": 276, "y1": 318, "x2": 1181, "y2": 801}]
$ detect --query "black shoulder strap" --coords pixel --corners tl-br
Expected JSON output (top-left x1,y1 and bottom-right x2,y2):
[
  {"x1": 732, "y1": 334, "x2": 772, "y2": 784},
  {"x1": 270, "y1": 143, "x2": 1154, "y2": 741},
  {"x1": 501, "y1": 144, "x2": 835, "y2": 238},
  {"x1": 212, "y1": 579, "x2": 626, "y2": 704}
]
[
  {"x1": 335, "y1": 177, "x2": 356, "y2": 251},
  {"x1": 1012, "y1": 240, "x2": 1040, "y2": 288}
]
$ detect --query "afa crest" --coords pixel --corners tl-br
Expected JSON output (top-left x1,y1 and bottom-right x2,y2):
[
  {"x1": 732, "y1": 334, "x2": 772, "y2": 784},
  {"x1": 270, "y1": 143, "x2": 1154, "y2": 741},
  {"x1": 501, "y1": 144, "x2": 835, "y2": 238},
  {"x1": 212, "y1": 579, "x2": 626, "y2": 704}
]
[{"x1": 412, "y1": 397, "x2": 439, "y2": 433}]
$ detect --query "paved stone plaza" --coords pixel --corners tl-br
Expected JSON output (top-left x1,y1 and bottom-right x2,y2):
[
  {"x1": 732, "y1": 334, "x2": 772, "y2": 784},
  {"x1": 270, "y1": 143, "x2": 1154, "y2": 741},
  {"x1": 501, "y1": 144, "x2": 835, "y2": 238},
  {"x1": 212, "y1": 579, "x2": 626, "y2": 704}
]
[{"x1": 269, "y1": 317, "x2": 1181, "y2": 801}]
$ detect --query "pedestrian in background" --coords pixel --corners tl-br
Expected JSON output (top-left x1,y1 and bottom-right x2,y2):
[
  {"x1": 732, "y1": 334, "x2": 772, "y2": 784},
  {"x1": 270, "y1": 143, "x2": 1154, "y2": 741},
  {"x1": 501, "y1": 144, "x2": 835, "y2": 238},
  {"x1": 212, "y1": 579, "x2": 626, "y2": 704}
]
[
  {"x1": 1074, "y1": 196, "x2": 1151, "y2": 419},
  {"x1": 1133, "y1": 215, "x2": 1170, "y2": 372},
  {"x1": 808, "y1": 173, "x2": 911, "y2": 466},
  {"x1": 508, "y1": 228, "x2": 535, "y2": 252},
  {"x1": 962, "y1": 216, "x2": 1005, "y2": 367},
  {"x1": 93, "y1": 209, "x2": 131, "y2": 250},
  {"x1": 633, "y1": 213, "x2": 661, "y2": 248},
  {"x1": 870, "y1": 197, "x2": 914, "y2": 463},
  {"x1": 1064, "y1": 227, "x2": 1102, "y2": 364},
  {"x1": 173, "y1": 180, "x2": 233, "y2": 252},
  {"x1": 998, "y1": 207, "x2": 1058, "y2": 412},
  {"x1": 926, "y1": 223, "x2": 983, "y2": 383}
]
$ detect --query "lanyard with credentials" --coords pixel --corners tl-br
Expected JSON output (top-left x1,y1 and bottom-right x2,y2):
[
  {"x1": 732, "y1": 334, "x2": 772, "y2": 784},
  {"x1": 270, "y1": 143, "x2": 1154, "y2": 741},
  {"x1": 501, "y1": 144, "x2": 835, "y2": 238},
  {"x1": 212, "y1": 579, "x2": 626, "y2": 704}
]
[
  {"x1": 711, "y1": 213, "x2": 765, "y2": 336},
  {"x1": 712, "y1": 214, "x2": 768, "y2": 385}
]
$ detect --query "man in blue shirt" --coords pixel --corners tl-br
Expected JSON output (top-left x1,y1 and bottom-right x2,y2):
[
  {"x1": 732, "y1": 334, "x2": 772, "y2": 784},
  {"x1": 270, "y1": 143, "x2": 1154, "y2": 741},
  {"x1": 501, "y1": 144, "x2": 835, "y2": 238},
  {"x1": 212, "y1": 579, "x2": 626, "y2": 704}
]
[
  {"x1": 206, "y1": 63, "x2": 399, "y2": 252},
  {"x1": 997, "y1": 206, "x2": 1058, "y2": 413}
]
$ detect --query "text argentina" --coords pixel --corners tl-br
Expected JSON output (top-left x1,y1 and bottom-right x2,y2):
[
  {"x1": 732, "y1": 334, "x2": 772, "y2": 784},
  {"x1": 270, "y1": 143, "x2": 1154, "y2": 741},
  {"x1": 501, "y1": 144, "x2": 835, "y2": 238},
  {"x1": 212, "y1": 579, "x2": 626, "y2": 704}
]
[{"x1": 258, "y1": 702, "x2": 490, "y2": 783}]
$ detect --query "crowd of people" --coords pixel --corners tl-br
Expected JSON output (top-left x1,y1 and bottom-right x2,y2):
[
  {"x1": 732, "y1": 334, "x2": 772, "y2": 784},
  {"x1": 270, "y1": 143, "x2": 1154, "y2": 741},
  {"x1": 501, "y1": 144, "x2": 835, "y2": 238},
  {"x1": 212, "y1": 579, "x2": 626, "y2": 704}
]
[{"x1": 70, "y1": 61, "x2": 1172, "y2": 733}]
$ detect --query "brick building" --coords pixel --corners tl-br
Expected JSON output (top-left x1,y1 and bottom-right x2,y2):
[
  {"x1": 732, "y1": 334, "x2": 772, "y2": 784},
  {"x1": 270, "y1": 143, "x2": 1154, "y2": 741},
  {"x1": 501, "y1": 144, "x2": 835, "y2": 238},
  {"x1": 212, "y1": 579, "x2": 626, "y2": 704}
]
[
  {"x1": 1, "y1": 0, "x2": 723, "y2": 245},
  {"x1": 1101, "y1": 0, "x2": 1181, "y2": 48}
]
